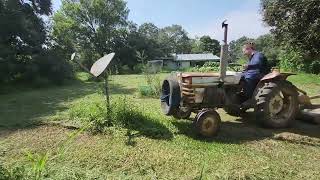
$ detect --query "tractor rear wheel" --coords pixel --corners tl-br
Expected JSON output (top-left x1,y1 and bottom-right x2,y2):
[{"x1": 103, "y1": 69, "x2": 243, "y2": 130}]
[
  {"x1": 254, "y1": 81, "x2": 298, "y2": 128},
  {"x1": 194, "y1": 109, "x2": 221, "y2": 137}
]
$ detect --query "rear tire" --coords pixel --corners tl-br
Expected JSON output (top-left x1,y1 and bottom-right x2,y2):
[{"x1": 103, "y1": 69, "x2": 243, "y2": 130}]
[
  {"x1": 254, "y1": 81, "x2": 298, "y2": 128},
  {"x1": 160, "y1": 78, "x2": 181, "y2": 115}
]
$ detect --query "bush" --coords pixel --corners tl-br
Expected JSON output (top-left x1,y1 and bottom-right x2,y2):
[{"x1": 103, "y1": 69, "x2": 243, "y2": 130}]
[
  {"x1": 279, "y1": 49, "x2": 304, "y2": 72},
  {"x1": 133, "y1": 64, "x2": 145, "y2": 74},
  {"x1": 68, "y1": 95, "x2": 150, "y2": 133},
  {"x1": 138, "y1": 73, "x2": 161, "y2": 98},
  {"x1": 309, "y1": 60, "x2": 320, "y2": 74},
  {"x1": 186, "y1": 62, "x2": 221, "y2": 72}
]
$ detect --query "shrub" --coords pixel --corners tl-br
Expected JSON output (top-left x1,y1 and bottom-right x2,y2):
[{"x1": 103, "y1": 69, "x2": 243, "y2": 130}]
[
  {"x1": 138, "y1": 73, "x2": 161, "y2": 98},
  {"x1": 279, "y1": 49, "x2": 304, "y2": 72},
  {"x1": 68, "y1": 95, "x2": 152, "y2": 133},
  {"x1": 133, "y1": 64, "x2": 145, "y2": 74},
  {"x1": 309, "y1": 60, "x2": 320, "y2": 74}
]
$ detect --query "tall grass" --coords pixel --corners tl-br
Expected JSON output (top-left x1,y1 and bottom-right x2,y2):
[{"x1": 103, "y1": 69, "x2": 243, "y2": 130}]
[
  {"x1": 68, "y1": 95, "x2": 155, "y2": 133},
  {"x1": 138, "y1": 74, "x2": 161, "y2": 98}
]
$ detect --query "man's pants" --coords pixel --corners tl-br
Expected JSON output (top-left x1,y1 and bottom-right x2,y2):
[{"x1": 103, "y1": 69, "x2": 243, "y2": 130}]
[{"x1": 243, "y1": 77, "x2": 260, "y2": 99}]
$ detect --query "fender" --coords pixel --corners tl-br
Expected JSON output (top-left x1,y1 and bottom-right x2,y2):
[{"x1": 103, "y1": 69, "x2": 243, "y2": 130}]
[
  {"x1": 261, "y1": 71, "x2": 296, "y2": 81},
  {"x1": 253, "y1": 71, "x2": 296, "y2": 97}
]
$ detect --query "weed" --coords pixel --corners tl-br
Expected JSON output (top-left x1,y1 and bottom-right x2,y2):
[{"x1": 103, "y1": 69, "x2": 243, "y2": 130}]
[
  {"x1": 0, "y1": 164, "x2": 26, "y2": 180},
  {"x1": 26, "y1": 152, "x2": 48, "y2": 180},
  {"x1": 138, "y1": 73, "x2": 161, "y2": 98}
]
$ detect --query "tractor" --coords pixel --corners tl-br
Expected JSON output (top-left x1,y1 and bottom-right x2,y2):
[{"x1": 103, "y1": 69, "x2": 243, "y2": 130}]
[{"x1": 160, "y1": 21, "x2": 320, "y2": 138}]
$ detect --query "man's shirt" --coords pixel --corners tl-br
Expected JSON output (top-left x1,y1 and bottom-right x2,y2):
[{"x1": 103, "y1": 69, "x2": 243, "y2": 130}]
[{"x1": 244, "y1": 51, "x2": 268, "y2": 79}]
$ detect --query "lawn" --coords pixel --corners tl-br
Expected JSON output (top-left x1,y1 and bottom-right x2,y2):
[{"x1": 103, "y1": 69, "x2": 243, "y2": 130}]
[{"x1": 0, "y1": 72, "x2": 319, "y2": 179}]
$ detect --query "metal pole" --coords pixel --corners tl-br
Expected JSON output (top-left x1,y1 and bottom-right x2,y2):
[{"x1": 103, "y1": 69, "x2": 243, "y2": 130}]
[
  {"x1": 219, "y1": 21, "x2": 229, "y2": 81},
  {"x1": 104, "y1": 71, "x2": 110, "y2": 115}
]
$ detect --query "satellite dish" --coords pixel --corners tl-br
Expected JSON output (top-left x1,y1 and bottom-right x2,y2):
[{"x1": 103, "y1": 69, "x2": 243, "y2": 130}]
[
  {"x1": 90, "y1": 52, "x2": 115, "y2": 77},
  {"x1": 71, "y1": 53, "x2": 76, "y2": 61}
]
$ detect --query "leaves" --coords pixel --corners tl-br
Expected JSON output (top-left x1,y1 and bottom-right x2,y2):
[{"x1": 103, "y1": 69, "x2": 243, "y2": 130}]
[{"x1": 261, "y1": 0, "x2": 320, "y2": 57}]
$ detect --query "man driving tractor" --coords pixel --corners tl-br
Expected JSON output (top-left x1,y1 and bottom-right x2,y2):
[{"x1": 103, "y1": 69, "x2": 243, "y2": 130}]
[{"x1": 241, "y1": 42, "x2": 270, "y2": 109}]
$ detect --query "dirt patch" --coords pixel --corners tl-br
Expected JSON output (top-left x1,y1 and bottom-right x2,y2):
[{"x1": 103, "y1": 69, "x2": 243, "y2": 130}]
[{"x1": 273, "y1": 132, "x2": 320, "y2": 146}]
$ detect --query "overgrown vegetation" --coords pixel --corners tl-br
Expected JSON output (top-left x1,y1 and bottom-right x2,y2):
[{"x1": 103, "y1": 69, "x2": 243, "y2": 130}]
[
  {"x1": 0, "y1": 73, "x2": 319, "y2": 179},
  {"x1": 68, "y1": 94, "x2": 167, "y2": 137}
]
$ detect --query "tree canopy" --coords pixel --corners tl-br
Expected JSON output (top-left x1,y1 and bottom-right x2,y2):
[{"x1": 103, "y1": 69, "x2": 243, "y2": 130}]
[
  {"x1": 261, "y1": 0, "x2": 320, "y2": 58},
  {"x1": 0, "y1": 0, "x2": 71, "y2": 84}
]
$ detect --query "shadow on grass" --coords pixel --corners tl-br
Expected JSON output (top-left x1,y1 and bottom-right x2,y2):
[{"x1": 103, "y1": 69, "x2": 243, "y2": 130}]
[
  {"x1": 172, "y1": 112, "x2": 320, "y2": 144},
  {"x1": 124, "y1": 116, "x2": 174, "y2": 146},
  {"x1": 109, "y1": 83, "x2": 136, "y2": 95},
  {"x1": 0, "y1": 80, "x2": 138, "y2": 137}
]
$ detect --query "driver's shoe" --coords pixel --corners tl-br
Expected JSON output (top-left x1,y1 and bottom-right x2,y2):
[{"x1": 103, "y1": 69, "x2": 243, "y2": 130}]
[{"x1": 240, "y1": 98, "x2": 254, "y2": 110}]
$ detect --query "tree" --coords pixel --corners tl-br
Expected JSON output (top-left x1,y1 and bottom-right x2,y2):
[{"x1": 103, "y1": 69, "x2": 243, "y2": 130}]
[
  {"x1": 0, "y1": 0, "x2": 64, "y2": 84},
  {"x1": 229, "y1": 36, "x2": 254, "y2": 62},
  {"x1": 255, "y1": 34, "x2": 280, "y2": 66},
  {"x1": 53, "y1": 0, "x2": 129, "y2": 67},
  {"x1": 199, "y1": 36, "x2": 220, "y2": 55},
  {"x1": 261, "y1": 0, "x2": 320, "y2": 58},
  {"x1": 138, "y1": 23, "x2": 159, "y2": 41},
  {"x1": 158, "y1": 25, "x2": 192, "y2": 55}
]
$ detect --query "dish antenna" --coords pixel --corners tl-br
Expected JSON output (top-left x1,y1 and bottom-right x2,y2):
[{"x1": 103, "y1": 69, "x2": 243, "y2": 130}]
[
  {"x1": 90, "y1": 53, "x2": 115, "y2": 77},
  {"x1": 70, "y1": 52, "x2": 116, "y2": 113}
]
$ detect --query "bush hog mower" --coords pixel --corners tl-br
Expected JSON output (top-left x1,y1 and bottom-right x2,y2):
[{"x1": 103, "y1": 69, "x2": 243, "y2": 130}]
[{"x1": 160, "y1": 21, "x2": 320, "y2": 138}]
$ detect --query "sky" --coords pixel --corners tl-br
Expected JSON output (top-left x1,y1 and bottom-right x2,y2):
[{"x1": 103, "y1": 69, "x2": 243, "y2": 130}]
[{"x1": 52, "y1": 0, "x2": 270, "y2": 41}]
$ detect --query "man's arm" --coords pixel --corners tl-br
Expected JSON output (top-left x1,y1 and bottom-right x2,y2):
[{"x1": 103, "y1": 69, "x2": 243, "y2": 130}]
[{"x1": 246, "y1": 53, "x2": 264, "y2": 70}]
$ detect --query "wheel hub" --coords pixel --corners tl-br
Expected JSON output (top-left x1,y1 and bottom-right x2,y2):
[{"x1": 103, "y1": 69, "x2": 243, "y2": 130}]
[
  {"x1": 269, "y1": 93, "x2": 284, "y2": 115},
  {"x1": 202, "y1": 117, "x2": 215, "y2": 133}
]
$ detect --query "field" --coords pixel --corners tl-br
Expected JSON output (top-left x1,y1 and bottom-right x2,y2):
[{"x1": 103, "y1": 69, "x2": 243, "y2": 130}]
[{"x1": 0, "y1": 73, "x2": 320, "y2": 179}]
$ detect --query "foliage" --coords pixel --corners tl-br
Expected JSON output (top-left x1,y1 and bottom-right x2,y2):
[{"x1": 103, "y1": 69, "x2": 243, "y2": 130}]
[
  {"x1": 52, "y1": 0, "x2": 129, "y2": 68},
  {"x1": 1, "y1": 73, "x2": 320, "y2": 179},
  {"x1": 278, "y1": 47, "x2": 320, "y2": 74},
  {"x1": 229, "y1": 36, "x2": 254, "y2": 62},
  {"x1": 26, "y1": 152, "x2": 48, "y2": 180},
  {"x1": 158, "y1": 25, "x2": 192, "y2": 54},
  {"x1": 261, "y1": 0, "x2": 320, "y2": 58},
  {"x1": 199, "y1": 36, "x2": 220, "y2": 55},
  {"x1": 229, "y1": 34, "x2": 281, "y2": 69},
  {"x1": 136, "y1": 50, "x2": 148, "y2": 65},
  {"x1": 255, "y1": 34, "x2": 281, "y2": 67},
  {"x1": 188, "y1": 62, "x2": 220, "y2": 72},
  {"x1": 68, "y1": 95, "x2": 153, "y2": 133},
  {"x1": 0, "y1": 0, "x2": 73, "y2": 85},
  {"x1": 0, "y1": 165, "x2": 26, "y2": 180},
  {"x1": 138, "y1": 74, "x2": 161, "y2": 98},
  {"x1": 279, "y1": 48, "x2": 304, "y2": 72}
]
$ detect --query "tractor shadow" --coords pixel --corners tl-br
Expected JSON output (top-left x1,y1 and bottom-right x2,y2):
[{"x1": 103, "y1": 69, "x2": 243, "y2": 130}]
[
  {"x1": 124, "y1": 117, "x2": 174, "y2": 147},
  {"x1": 172, "y1": 111, "x2": 320, "y2": 144}
]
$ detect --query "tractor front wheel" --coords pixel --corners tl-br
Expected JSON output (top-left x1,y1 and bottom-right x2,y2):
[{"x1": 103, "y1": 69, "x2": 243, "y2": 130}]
[{"x1": 194, "y1": 109, "x2": 221, "y2": 137}]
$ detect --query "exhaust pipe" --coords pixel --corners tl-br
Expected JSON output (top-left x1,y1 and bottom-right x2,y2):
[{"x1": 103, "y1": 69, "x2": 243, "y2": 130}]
[{"x1": 219, "y1": 20, "x2": 229, "y2": 81}]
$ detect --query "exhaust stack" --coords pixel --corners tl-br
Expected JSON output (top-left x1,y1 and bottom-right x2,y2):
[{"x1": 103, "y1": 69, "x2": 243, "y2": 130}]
[{"x1": 219, "y1": 20, "x2": 229, "y2": 81}]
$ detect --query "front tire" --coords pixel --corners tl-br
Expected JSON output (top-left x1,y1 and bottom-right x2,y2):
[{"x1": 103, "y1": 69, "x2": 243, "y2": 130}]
[
  {"x1": 254, "y1": 81, "x2": 299, "y2": 128},
  {"x1": 160, "y1": 78, "x2": 181, "y2": 115},
  {"x1": 194, "y1": 109, "x2": 221, "y2": 137}
]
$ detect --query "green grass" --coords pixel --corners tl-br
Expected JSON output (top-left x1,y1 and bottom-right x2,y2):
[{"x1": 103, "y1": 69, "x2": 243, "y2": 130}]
[{"x1": 0, "y1": 72, "x2": 320, "y2": 179}]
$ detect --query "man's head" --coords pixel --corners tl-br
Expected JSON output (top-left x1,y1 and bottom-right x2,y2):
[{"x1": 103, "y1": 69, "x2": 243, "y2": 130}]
[{"x1": 242, "y1": 42, "x2": 256, "y2": 57}]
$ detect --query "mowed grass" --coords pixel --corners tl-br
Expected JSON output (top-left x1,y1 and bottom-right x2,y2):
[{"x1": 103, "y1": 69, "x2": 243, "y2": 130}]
[{"x1": 0, "y1": 72, "x2": 320, "y2": 179}]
